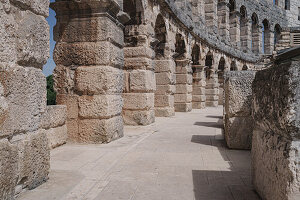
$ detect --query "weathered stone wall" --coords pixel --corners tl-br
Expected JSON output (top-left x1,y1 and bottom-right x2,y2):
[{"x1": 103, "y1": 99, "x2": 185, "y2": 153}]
[
  {"x1": 0, "y1": 0, "x2": 50, "y2": 199},
  {"x1": 252, "y1": 48, "x2": 300, "y2": 200},
  {"x1": 224, "y1": 71, "x2": 255, "y2": 149},
  {"x1": 40, "y1": 105, "x2": 67, "y2": 149}
]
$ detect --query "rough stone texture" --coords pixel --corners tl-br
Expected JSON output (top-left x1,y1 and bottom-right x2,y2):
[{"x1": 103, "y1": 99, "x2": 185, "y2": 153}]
[
  {"x1": 205, "y1": 72, "x2": 219, "y2": 107},
  {"x1": 224, "y1": 71, "x2": 256, "y2": 150},
  {"x1": 45, "y1": 125, "x2": 68, "y2": 149},
  {"x1": 252, "y1": 50, "x2": 300, "y2": 200}
]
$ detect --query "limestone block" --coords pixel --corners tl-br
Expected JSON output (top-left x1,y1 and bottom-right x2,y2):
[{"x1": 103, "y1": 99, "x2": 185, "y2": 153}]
[
  {"x1": 176, "y1": 84, "x2": 193, "y2": 94},
  {"x1": 123, "y1": 109, "x2": 155, "y2": 126},
  {"x1": 130, "y1": 70, "x2": 156, "y2": 92},
  {"x1": 45, "y1": 125, "x2": 67, "y2": 149},
  {"x1": 53, "y1": 65, "x2": 75, "y2": 94},
  {"x1": 124, "y1": 46, "x2": 154, "y2": 59},
  {"x1": 123, "y1": 71, "x2": 130, "y2": 93},
  {"x1": 56, "y1": 94, "x2": 78, "y2": 120},
  {"x1": 13, "y1": 129, "x2": 50, "y2": 190},
  {"x1": 192, "y1": 95, "x2": 206, "y2": 102},
  {"x1": 192, "y1": 87, "x2": 205, "y2": 95},
  {"x1": 14, "y1": 9, "x2": 50, "y2": 68},
  {"x1": 78, "y1": 95, "x2": 123, "y2": 119},
  {"x1": 155, "y1": 95, "x2": 174, "y2": 107},
  {"x1": 155, "y1": 107, "x2": 175, "y2": 117},
  {"x1": 0, "y1": 66, "x2": 46, "y2": 137},
  {"x1": 206, "y1": 101, "x2": 218, "y2": 107},
  {"x1": 156, "y1": 72, "x2": 176, "y2": 85},
  {"x1": 174, "y1": 94, "x2": 192, "y2": 103},
  {"x1": 175, "y1": 66, "x2": 193, "y2": 74},
  {"x1": 174, "y1": 102, "x2": 192, "y2": 112},
  {"x1": 10, "y1": 0, "x2": 49, "y2": 17},
  {"x1": 0, "y1": 4, "x2": 17, "y2": 64},
  {"x1": 155, "y1": 85, "x2": 175, "y2": 95},
  {"x1": 54, "y1": 41, "x2": 123, "y2": 67},
  {"x1": 206, "y1": 95, "x2": 219, "y2": 101},
  {"x1": 193, "y1": 80, "x2": 206, "y2": 87},
  {"x1": 54, "y1": 16, "x2": 123, "y2": 46},
  {"x1": 192, "y1": 102, "x2": 206, "y2": 109},
  {"x1": 123, "y1": 93, "x2": 154, "y2": 110},
  {"x1": 224, "y1": 71, "x2": 256, "y2": 117},
  {"x1": 75, "y1": 66, "x2": 123, "y2": 95},
  {"x1": 76, "y1": 116, "x2": 123, "y2": 143},
  {"x1": 0, "y1": 139, "x2": 18, "y2": 200},
  {"x1": 40, "y1": 105, "x2": 67, "y2": 130},
  {"x1": 224, "y1": 116, "x2": 253, "y2": 149},
  {"x1": 176, "y1": 74, "x2": 193, "y2": 84},
  {"x1": 205, "y1": 88, "x2": 219, "y2": 95},
  {"x1": 66, "y1": 119, "x2": 78, "y2": 142},
  {"x1": 124, "y1": 57, "x2": 154, "y2": 70},
  {"x1": 154, "y1": 60, "x2": 175, "y2": 73}
]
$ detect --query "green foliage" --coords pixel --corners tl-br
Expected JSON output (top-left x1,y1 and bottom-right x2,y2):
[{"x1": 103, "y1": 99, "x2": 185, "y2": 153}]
[{"x1": 46, "y1": 75, "x2": 56, "y2": 105}]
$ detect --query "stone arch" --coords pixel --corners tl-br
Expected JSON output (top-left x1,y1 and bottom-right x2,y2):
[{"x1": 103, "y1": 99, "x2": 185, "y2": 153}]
[
  {"x1": 230, "y1": 61, "x2": 238, "y2": 71},
  {"x1": 217, "y1": 57, "x2": 226, "y2": 105},
  {"x1": 192, "y1": 44, "x2": 200, "y2": 65},
  {"x1": 251, "y1": 13, "x2": 260, "y2": 54},
  {"x1": 285, "y1": 0, "x2": 290, "y2": 10},
  {"x1": 262, "y1": 19, "x2": 271, "y2": 54},
  {"x1": 229, "y1": 0, "x2": 236, "y2": 12},
  {"x1": 154, "y1": 14, "x2": 167, "y2": 59},
  {"x1": 123, "y1": 0, "x2": 144, "y2": 25},
  {"x1": 242, "y1": 65, "x2": 248, "y2": 70}
]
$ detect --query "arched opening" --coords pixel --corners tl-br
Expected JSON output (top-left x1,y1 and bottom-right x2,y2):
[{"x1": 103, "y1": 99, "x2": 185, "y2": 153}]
[
  {"x1": 174, "y1": 33, "x2": 186, "y2": 59},
  {"x1": 273, "y1": 0, "x2": 279, "y2": 6},
  {"x1": 205, "y1": 52, "x2": 213, "y2": 79},
  {"x1": 242, "y1": 65, "x2": 248, "y2": 70},
  {"x1": 285, "y1": 0, "x2": 290, "y2": 10},
  {"x1": 230, "y1": 61, "x2": 238, "y2": 71},
  {"x1": 229, "y1": 0, "x2": 239, "y2": 45},
  {"x1": 154, "y1": 14, "x2": 167, "y2": 59},
  {"x1": 251, "y1": 13, "x2": 260, "y2": 54},
  {"x1": 123, "y1": 0, "x2": 144, "y2": 47},
  {"x1": 274, "y1": 24, "x2": 282, "y2": 49},
  {"x1": 240, "y1": 6, "x2": 249, "y2": 51},
  {"x1": 262, "y1": 19, "x2": 271, "y2": 54},
  {"x1": 124, "y1": 0, "x2": 143, "y2": 25},
  {"x1": 192, "y1": 44, "x2": 200, "y2": 73},
  {"x1": 218, "y1": 57, "x2": 225, "y2": 105}
]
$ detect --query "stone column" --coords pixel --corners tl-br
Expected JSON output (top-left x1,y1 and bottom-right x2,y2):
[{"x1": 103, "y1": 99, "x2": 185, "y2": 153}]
[
  {"x1": 264, "y1": 30, "x2": 274, "y2": 54},
  {"x1": 52, "y1": 0, "x2": 124, "y2": 143},
  {"x1": 123, "y1": 25, "x2": 156, "y2": 125},
  {"x1": 154, "y1": 57, "x2": 176, "y2": 117},
  {"x1": 218, "y1": 70, "x2": 224, "y2": 105},
  {"x1": 240, "y1": 18, "x2": 252, "y2": 51},
  {"x1": 174, "y1": 59, "x2": 193, "y2": 112},
  {"x1": 192, "y1": 65, "x2": 206, "y2": 109},
  {"x1": 205, "y1": 0, "x2": 218, "y2": 31},
  {"x1": 252, "y1": 25, "x2": 262, "y2": 55},
  {"x1": 229, "y1": 11, "x2": 241, "y2": 46},
  {"x1": 217, "y1": 1, "x2": 230, "y2": 41},
  {"x1": 205, "y1": 69, "x2": 219, "y2": 107}
]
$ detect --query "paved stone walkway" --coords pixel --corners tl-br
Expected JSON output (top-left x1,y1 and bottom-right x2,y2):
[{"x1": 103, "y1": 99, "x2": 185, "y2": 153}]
[{"x1": 18, "y1": 107, "x2": 260, "y2": 200}]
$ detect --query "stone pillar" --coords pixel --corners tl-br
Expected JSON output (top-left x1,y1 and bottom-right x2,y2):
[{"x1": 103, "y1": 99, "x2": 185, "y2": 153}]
[
  {"x1": 217, "y1": 70, "x2": 224, "y2": 105},
  {"x1": 154, "y1": 59, "x2": 176, "y2": 117},
  {"x1": 264, "y1": 30, "x2": 274, "y2": 54},
  {"x1": 192, "y1": 65, "x2": 206, "y2": 109},
  {"x1": 217, "y1": 1, "x2": 230, "y2": 41},
  {"x1": 0, "y1": 0, "x2": 50, "y2": 198},
  {"x1": 52, "y1": 0, "x2": 124, "y2": 143},
  {"x1": 123, "y1": 26, "x2": 156, "y2": 125},
  {"x1": 205, "y1": 0, "x2": 218, "y2": 31},
  {"x1": 240, "y1": 18, "x2": 251, "y2": 51},
  {"x1": 252, "y1": 25, "x2": 262, "y2": 55},
  {"x1": 174, "y1": 59, "x2": 193, "y2": 112},
  {"x1": 229, "y1": 11, "x2": 241, "y2": 46},
  {"x1": 205, "y1": 69, "x2": 219, "y2": 107},
  {"x1": 252, "y1": 49, "x2": 300, "y2": 200}
]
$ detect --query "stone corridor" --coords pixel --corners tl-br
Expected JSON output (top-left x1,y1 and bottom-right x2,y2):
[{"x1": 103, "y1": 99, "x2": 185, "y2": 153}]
[{"x1": 17, "y1": 107, "x2": 260, "y2": 200}]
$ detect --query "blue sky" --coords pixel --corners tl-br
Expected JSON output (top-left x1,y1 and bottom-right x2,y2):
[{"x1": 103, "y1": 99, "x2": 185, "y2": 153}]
[{"x1": 43, "y1": 0, "x2": 56, "y2": 77}]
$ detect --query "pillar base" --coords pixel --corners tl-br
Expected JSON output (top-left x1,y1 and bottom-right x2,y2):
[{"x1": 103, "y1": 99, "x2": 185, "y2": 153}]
[
  {"x1": 192, "y1": 102, "x2": 206, "y2": 109},
  {"x1": 174, "y1": 103, "x2": 192, "y2": 112},
  {"x1": 155, "y1": 107, "x2": 175, "y2": 117},
  {"x1": 206, "y1": 101, "x2": 219, "y2": 107},
  {"x1": 123, "y1": 109, "x2": 155, "y2": 126}
]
